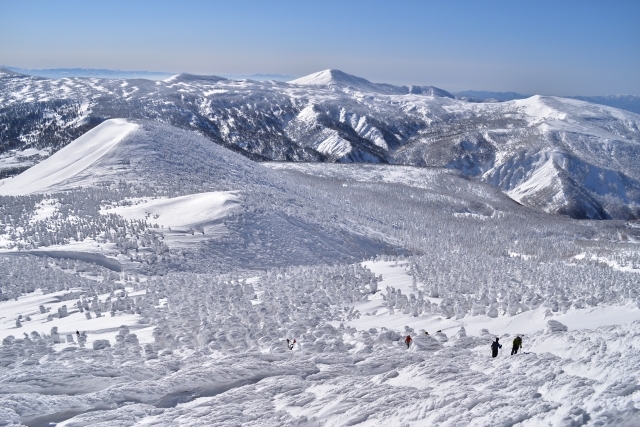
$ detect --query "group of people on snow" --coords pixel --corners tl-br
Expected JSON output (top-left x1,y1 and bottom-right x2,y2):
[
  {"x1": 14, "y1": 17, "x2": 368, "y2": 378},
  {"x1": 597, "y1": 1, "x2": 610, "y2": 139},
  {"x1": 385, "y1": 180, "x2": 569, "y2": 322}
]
[
  {"x1": 404, "y1": 332, "x2": 523, "y2": 357},
  {"x1": 491, "y1": 335, "x2": 522, "y2": 357},
  {"x1": 287, "y1": 332, "x2": 523, "y2": 357},
  {"x1": 490, "y1": 335, "x2": 522, "y2": 357}
]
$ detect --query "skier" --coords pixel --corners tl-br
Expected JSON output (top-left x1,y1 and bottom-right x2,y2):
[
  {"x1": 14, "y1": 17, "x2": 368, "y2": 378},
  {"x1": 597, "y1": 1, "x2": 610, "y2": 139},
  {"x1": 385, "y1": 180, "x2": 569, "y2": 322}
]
[
  {"x1": 76, "y1": 330, "x2": 80, "y2": 337},
  {"x1": 286, "y1": 339, "x2": 296, "y2": 350},
  {"x1": 404, "y1": 335, "x2": 412, "y2": 348},
  {"x1": 511, "y1": 336, "x2": 522, "y2": 355},
  {"x1": 491, "y1": 337, "x2": 502, "y2": 358}
]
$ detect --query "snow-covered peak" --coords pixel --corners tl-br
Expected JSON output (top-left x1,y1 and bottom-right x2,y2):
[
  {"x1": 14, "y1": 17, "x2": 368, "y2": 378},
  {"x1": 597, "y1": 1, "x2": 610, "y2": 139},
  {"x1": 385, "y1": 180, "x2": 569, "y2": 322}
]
[
  {"x1": 289, "y1": 69, "x2": 403, "y2": 94},
  {"x1": 289, "y1": 69, "x2": 454, "y2": 98},
  {"x1": 511, "y1": 95, "x2": 568, "y2": 123},
  {"x1": 289, "y1": 69, "x2": 373, "y2": 88}
]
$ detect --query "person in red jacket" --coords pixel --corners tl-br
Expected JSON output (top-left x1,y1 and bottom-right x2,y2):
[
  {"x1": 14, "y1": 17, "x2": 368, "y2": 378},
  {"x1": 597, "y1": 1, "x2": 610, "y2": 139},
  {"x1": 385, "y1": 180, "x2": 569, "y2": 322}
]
[{"x1": 404, "y1": 335, "x2": 412, "y2": 348}]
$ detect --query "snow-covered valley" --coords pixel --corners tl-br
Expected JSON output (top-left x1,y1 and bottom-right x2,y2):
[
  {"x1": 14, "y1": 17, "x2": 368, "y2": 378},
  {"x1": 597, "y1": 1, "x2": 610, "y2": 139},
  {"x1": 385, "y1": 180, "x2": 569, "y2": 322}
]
[{"x1": 1, "y1": 96, "x2": 640, "y2": 424}]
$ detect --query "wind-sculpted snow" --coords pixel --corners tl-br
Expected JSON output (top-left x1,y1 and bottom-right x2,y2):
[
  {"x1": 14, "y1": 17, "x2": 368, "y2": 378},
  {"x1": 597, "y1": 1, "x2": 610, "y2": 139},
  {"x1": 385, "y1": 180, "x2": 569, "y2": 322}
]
[
  {"x1": 1, "y1": 259, "x2": 640, "y2": 425},
  {"x1": 2, "y1": 69, "x2": 640, "y2": 218}
]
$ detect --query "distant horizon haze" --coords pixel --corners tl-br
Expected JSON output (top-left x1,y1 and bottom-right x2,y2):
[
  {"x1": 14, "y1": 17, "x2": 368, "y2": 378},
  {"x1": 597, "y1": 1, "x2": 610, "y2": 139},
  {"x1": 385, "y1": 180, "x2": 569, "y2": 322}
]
[{"x1": 1, "y1": 0, "x2": 638, "y2": 96}]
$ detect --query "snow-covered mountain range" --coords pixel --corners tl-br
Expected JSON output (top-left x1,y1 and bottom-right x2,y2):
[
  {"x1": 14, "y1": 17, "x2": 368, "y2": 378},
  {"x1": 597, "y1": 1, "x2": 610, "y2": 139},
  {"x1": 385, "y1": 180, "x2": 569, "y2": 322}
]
[
  {"x1": 2, "y1": 66, "x2": 175, "y2": 81},
  {"x1": 1, "y1": 68, "x2": 640, "y2": 220},
  {"x1": 2, "y1": 66, "x2": 295, "y2": 82}
]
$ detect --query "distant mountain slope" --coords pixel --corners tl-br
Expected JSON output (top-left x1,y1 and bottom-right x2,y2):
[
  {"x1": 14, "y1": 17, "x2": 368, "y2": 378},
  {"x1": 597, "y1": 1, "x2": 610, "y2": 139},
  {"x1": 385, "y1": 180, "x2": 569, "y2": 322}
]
[
  {"x1": 394, "y1": 95, "x2": 640, "y2": 219},
  {"x1": 1, "y1": 69, "x2": 640, "y2": 219},
  {"x1": 3, "y1": 67, "x2": 295, "y2": 82},
  {"x1": 454, "y1": 90, "x2": 640, "y2": 115},
  {"x1": 3, "y1": 66, "x2": 175, "y2": 80},
  {"x1": 569, "y1": 95, "x2": 640, "y2": 115},
  {"x1": 455, "y1": 90, "x2": 530, "y2": 102}
]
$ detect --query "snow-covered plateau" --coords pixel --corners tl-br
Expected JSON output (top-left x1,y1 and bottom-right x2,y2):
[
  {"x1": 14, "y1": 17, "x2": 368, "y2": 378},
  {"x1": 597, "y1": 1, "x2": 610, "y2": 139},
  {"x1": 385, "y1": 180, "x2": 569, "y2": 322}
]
[{"x1": 0, "y1": 80, "x2": 639, "y2": 425}]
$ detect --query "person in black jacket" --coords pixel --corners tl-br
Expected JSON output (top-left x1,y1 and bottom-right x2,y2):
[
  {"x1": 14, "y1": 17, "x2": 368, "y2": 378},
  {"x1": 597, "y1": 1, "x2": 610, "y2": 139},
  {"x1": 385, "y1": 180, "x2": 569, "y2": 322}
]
[
  {"x1": 511, "y1": 336, "x2": 522, "y2": 355},
  {"x1": 491, "y1": 337, "x2": 502, "y2": 358}
]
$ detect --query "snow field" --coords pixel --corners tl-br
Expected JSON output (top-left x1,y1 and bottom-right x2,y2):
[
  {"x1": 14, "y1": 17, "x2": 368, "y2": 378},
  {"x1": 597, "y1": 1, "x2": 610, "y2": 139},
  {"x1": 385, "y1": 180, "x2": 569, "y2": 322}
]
[
  {"x1": 0, "y1": 261, "x2": 156, "y2": 361},
  {"x1": 1, "y1": 258, "x2": 640, "y2": 425}
]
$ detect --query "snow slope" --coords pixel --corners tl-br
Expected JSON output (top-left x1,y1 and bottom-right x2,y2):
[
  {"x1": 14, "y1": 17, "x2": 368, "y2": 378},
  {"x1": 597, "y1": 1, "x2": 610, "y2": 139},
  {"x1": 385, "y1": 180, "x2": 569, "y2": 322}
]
[
  {"x1": 0, "y1": 119, "x2": 138, "y2": 195},
  {"x1": 0, "y1": 121, "x2": 407, "y2": 272},
  {"x1": 105, "y1": 192, "x2": 240, "y2": 232},
  {"x1": 102, "y1": 192, "x2": 241, "y2": 248}
]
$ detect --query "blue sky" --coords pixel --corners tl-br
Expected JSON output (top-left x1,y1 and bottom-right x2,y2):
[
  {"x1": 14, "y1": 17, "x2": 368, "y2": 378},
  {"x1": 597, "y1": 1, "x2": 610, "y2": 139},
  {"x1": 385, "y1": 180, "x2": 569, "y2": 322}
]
[{"x1": 1, "y1": 0, "x2": 639, "y2": 95}]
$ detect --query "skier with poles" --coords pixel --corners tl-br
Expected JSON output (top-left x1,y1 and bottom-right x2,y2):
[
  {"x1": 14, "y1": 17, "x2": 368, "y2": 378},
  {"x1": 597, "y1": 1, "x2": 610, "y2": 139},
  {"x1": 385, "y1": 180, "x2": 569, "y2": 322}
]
[
  {"x1": 491, "y1": 337, "x2": 502, "y2": 358},
  {"x1": 286, "y1": 339, "x2": 296, "y2": 350}
]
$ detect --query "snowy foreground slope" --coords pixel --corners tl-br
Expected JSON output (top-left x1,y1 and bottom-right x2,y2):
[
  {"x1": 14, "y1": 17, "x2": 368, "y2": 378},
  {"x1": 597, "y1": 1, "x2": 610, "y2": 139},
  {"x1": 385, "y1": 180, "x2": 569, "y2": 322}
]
[
  {"x1": 1, "y1": 120, "x2": 640, "y2": 425},
  {"x1": 2, "y1": 68, "x2": 640, "y2": 219}
]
